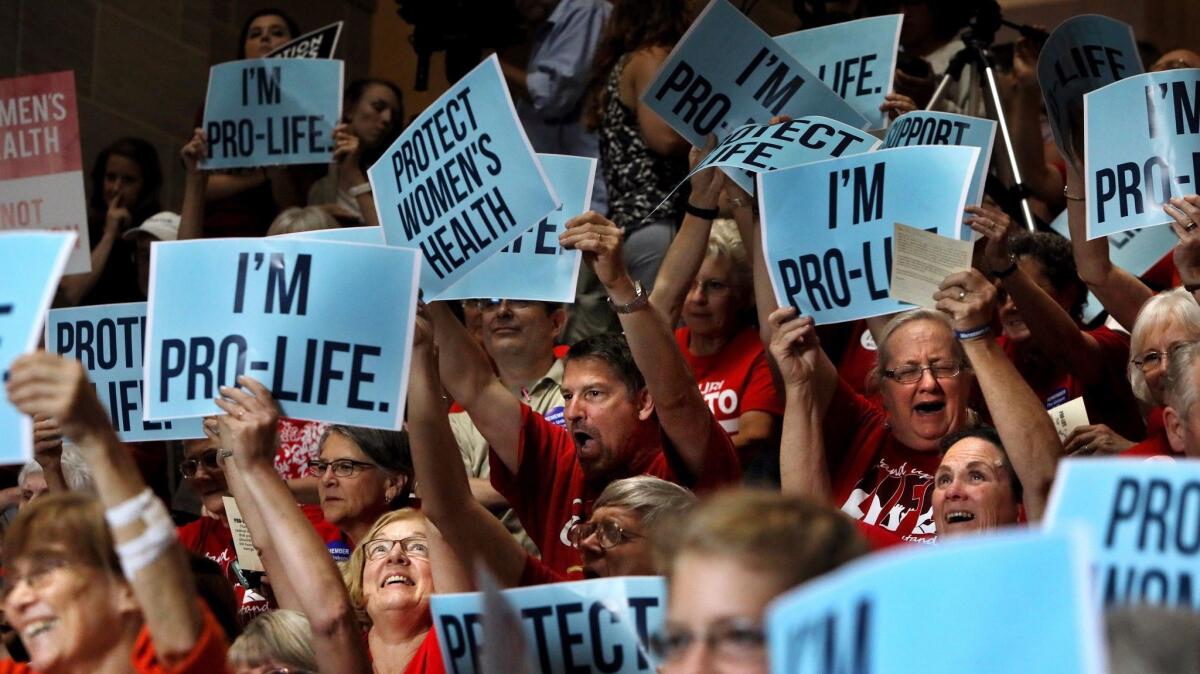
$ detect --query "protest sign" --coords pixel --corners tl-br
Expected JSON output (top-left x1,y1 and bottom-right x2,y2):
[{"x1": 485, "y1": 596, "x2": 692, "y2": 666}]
[
  {"x1": 1085, "y1": 69, "x2": 1200, "y2": 239},
  {"x1": 267, "y1": 21, "x2": 343, "y2": 59},
  {"x1": 0, "y1": 232, "x2": 75, "y2": 464},
  {"x1": 223, "y1": 496, "x2": 265, "y2": 572},
  {"x1": 201, "y1": 59, "x2": 343, "y2": 169},
  {"x1": 431, "y1": 154, "x2": 594, "y2": 302},
  {"x1": 767, "y1": 530, "x2": 1105, "y2": 674},
  {"x1": 368, "y1": 55, "x2": 560, "y2": 297},
  {"x1": 1037, "y1": 15, "x2": 1142, "y2": 165},
  {"x1": 775, "y1": 14, "x2": 902, "y2": 130},
  {"x1": 276, "y1": 225, "x2": 386, "y2": 244},
  {"x1": 686, "y1": 117, "x2": 879, "y2": 195},
  {"x1": 432, "y1": 576, "x2": 665, "y2": 674},
  {"x1": 144, "y1": 238, "x2": 419, "y2": 428},
  {"x1": 0, "y1": 71, "x2": 89, "y2": 273},
  {"x1": 1048, "y1": 397, "x2": 1090, "y2": 442},
  {"x1": 759, "y1": 145, "x2": 978, "y2": 324},
  {"x1": 883, "y1": 111, "x2": 995, "y2": 206},
  {"x1": 46, "y1": 302, "x2": 204, "y2": 442},
  {"x1": 642, "y1": 0, "x2": 868, "y2": 151},
  {"x1": 1046, "y1": 459, "x2": 1200, "y2": 610},
  {"x1": 888, "y1": 223, "x2": 974, "y2": 309}
]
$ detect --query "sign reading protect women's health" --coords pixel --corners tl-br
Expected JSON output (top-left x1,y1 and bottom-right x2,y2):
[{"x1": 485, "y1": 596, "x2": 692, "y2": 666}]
[
  {"x1": 368, "y1": 55, "x2": 560, "y2": 297},
  {"x1": 0, "y1": 71, "x2": 90, "y2": 274},
  {"x1": 143, "y1": 238, "x2": 419, "y2": 429},
  {"x1": 0, "y1": 232, "x2": 75, "y2": 464}
]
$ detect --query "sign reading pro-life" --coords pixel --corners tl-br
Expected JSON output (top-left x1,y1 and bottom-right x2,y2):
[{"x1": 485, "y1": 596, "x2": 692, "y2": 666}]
[
  {"x1": 202, "y1": 58, "x2": 343, "y2": 169},
  {"x1": 368, "y1": 55, "x2": 559, "y2": 297},
  {"x1": 47, "y1": 303, "x2": 204, "y2": 442},
  {"x1": 144, "y1": 238, "x2": 419, "y2": 429}
]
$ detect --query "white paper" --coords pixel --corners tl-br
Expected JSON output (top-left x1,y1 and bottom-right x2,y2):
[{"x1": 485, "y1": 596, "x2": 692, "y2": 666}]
[
  {"x1": 1047, "y1": 397, "x2": 1090, "y2": 442},
  {"x1": 888, "y1": 222, "x2": 975, "y2": 308},
  {"x1": 222, "y1": 496, "x2": 265, "y2": 572}
]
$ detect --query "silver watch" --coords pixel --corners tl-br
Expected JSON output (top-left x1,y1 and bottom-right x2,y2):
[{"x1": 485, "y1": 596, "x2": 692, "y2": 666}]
[{"x1": 608, "y1": 280, "x2": 649, "y2": 314}]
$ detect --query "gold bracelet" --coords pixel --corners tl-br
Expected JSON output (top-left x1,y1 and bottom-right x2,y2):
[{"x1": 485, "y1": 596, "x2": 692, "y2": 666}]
[{"x1": 1063, "y1": 186, "x2": 1085, "y2": 201}]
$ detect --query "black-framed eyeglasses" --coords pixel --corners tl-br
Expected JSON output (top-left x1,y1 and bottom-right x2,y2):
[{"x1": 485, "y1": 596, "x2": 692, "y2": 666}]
[
  {"x1": 567, "y1": 519, "x2": 643, "y2": 550},
  {"x1": 180, "y1": 448, "x2": 221, "y2": 478},
  {"x1": 306, "y1": 459, "x2": 377, "y2": 478},
  {"x1": 364, "y1": 536, "x2": 430, "y2": 561},
  {"x1": 650, "y1": 617, "x2": 766, "y2": 663},
  {"x1": 478, "y1": 298, "x2": 535, "y2": 312},
  {"x1": 882, "y1": 361, "x2": 965, "y2": 384}
]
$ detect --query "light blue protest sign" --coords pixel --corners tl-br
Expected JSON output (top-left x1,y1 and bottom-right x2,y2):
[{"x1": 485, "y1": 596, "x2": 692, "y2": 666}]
[
  {"x1": 201, "y1": 58, "x2": 343, "y2": 169},
  {"x1": 0, "y1": 232, "x2": 74, "y2": 464},
  {"x1": 642, "y1": 0, "x2": 868, "y2": 151},
  {"x1": 1037, "y1": 15, "x2": 1142, "y2": 165},
  {"x1": 883, "y1": 111, "x2": 995, "y2": 206},
  {"x1": 759, "y1": 145, "x2": 978, "y2": 324},
  {"x1": 775, "y1": 14, "x2": 902, "y2": 130},
  {"x1": 275, "y1": 226, "x2": 386, "y2": 244},
  {"x1": 46, "y1": 303, "x2": 204, "y2": 442},
  {"x1": 368, "y1": 55, "x2": 559, "y2": 297},
  {"x1": 432, "y1": 154, "x2": 594, "y2": 302},
  {"x1": 767, "y1": 530, "x2": 1105, "y2": 674},
  {"x1": 144, "y1": 238, "x2": 419, "y2": 428},
  {"x1": 1045, "y1": 459, "x2": 1200, "y2": 611},
  {"x1": 431, "y1": 576, "x2": 665, "y2": 674},
  {"x1": 1048, "y1": 211, "x2": 1177, "y2": 323},
  {"x1": 687, "y1": 116, "x2": 879, "y2": 195},
  {"x1": 1085, "y1": 69, "x2": 1200, "y2": 239}
]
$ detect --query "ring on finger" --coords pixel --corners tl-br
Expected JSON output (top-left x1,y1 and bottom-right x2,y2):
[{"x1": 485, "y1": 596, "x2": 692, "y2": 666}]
[
  {"x1": 1186, "y1": 222, "x2": 1197, "y2": 232},
  {"x1": 958, "y1": 289, "x2": 967, "y2": 300}
]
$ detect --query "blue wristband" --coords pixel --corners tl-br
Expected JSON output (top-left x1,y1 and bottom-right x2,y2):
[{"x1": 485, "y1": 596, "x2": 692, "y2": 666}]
[{"x1": 955, "y1": 324, "x2": 991, "y2": 341}]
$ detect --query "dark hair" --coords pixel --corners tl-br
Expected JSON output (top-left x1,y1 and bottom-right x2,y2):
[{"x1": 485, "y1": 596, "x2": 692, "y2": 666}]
[
  {"x1": 344, "y1": 78, "x2": 406, "y2": 168},
  {"x1": 319, "y1": 425, "x2": 414, "y2": 506},
  {"x1": 237, "y1": 8, "x2": 300, "y2": 59},
  {"x1": 188, "y1": 552, "x2": 241, "y2": 640},
  {"x1": 88, "y1": 137, "x2": 163, "y2": 223},
  {"x1": 565, "y1": 332, "x2": 645, "y2": 397},
  {"x1": 1008, "y1": 231, "x2": 1088, "y2": 321},
  {"x1": 938, "y1": 425, "x2": 1024, "y2": 504},
  {"x1": 585, "y1": 0, "x2": 691, "y2": 129}
]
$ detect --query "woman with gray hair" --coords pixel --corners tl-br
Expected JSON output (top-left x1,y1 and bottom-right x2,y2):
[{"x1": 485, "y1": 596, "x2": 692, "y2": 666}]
[
  {"x1": 227, "y1": 610, "x2": 318, "y2": 674},
  {"x1": 310, "y1": 425, "x2": 414, "y2": 545}
]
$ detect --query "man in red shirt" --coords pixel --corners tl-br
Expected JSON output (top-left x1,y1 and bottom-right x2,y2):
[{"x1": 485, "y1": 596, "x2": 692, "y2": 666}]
[{"x1": 430, "y1": 212, "x2": 741, "y2": 578}]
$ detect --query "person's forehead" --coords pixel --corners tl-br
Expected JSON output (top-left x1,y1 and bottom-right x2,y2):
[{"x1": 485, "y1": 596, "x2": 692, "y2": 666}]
[
  {"x1": 183, "y1": 438, "x2": 217, "y2": 458},
  {"x1": 564, "y1": 357, "x2": 623, "y2": 387},
  {"x1": 590, "y1": 505, "x2": 639, "y2": 526},
  {"x1": 250, "y1": 14, "x2": 288, "y2": 29},
  {"x1": 940, "y1": 439, "x2": 1004, "y2": 471},
  {"x1": 320, "y1": 433, "x2": 370, "y2": 460},
  {"x1": 1141, "y1": 319, "x2": 1197, "y2": 351},
  {"x1": 887, "y1": 320, "x2": 954, "y2": 360},
  {"x1": 378, "y1": 518, "x2": 425, "y2": 540}
]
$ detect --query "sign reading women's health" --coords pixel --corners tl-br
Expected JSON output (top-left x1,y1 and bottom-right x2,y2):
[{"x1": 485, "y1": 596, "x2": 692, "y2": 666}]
[
  {"x1": 201, "y1": 58, "x2": 343, "y2": 169},
  {"x1": 642, "y1": 0, "x2": 868, "y2": 152},
  {"x1": 883, "y1": 110, "x2": 996, "y2": 207},
  {"x1": 1045, "y1": 459, "x2": 1200, "y2": 611},
  {"x1": 368, "y1": 55, "x2": 560, "y2": 297},
  {"x1": 767, "y1": 531, "x2": 1105, "y2": 674},
  {"x1": 0, "y1": 232, "x2": 75, "y2": 464},
  {"x1": 759, "y1": 145, "x2": 978, "y2": 324},
  {"x1": 0, "y1": 71, "x2": 89, "y2": 273},
  {"x1": 775, "y1": 14, "x2": 903, "y2": 130},
  {"x1": 1085, "y1": 69, "x2": 1200, "y2": 239},
  {"x1": 46, "y1": 303, "x2": 204, "y2": 442},
  {"x1": 143, "y1": 238, "x2": 420, "y2": 429}
]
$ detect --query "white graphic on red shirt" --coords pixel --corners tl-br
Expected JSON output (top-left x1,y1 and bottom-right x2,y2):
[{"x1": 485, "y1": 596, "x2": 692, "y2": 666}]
[
  {"x1": 841, "y1": 459, "x2": 936, "y2": 536},
  {"x1": 558, "y1": 498, "x2": 585, "y2": 547}
]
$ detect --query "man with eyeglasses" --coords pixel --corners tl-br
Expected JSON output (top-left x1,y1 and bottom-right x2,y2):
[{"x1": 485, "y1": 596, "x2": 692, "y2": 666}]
[{"x1": 428, "y1": 212, "x2": 740, "y2": 578}]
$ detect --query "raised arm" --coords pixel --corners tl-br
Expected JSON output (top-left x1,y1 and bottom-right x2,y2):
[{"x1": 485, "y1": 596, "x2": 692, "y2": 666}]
[
  {"x1": 178, "y1": 129, "x2": 209, "y2": 241},
  {"x1": 629, "y1": 47, "x2": 691, "y2": 158},
  {"x1": 770, "y1": 307, "x2": 835, "y2": 502},
  {"x1": 55, "y1": 194, "x2": 132, "y2": 306},
  {"x1": 5, "y1": 353, "x2": 205, "y2": 665},
  {"x1": 1006, "y1": 40, "x2": 1066, "y2": 208},
  {"x1": 1165, "y1": 195, "x2": 1200, "y2": 304},
  {"x1": 934, "y1": 270, "x2": 1062, "y2": 521},
  {"x1": 212, "y1": 377, "x2": 371, "y2": 674}
]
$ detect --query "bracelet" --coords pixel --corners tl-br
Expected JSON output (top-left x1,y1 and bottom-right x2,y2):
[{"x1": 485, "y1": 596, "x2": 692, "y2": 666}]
[
  {"x1": 729, "y1": 196, "x2": 752, "y2": 209},
  {"x1": 1063, "y1": 186, "x2": 1085, "y2": 202},
  {"x1": 955, "y1": 324, "x2": 992, "y2": 341},
  {"x1": 113, "y1": 493, "x2": 177, "y2": 579},
  {"x1": 1186, "y1": 283, "x2": 1200, "y2": 293},
  {"x1": 347, "y1": 182, "x2": 372, "y2": 197},
  {"x1": 685, "y1": 202, "x2": 719, "y2": 220},
  {"x1": 105, "y1": 488, "x2": 156, "y2": 529},
  {"x1": 993, "y1": 255, "x2": 1019, "y2": 279}
]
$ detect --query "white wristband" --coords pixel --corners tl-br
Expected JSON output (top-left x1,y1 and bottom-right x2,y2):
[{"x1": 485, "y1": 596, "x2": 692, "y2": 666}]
[
  {"x1": 114, "y1": 494, "x2": 177, "y2": 579},
  {"x1": 347, "y1": 182, "x2": 372, "y2": 197},
  {"x1": 105, "y1": 488, "x2": 156, "y2": 529}
]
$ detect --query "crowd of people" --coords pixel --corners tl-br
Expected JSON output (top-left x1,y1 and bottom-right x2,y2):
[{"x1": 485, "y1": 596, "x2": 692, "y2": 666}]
[{"x1": 4, "y1": 0, "x2": 1200, "y2": 673}]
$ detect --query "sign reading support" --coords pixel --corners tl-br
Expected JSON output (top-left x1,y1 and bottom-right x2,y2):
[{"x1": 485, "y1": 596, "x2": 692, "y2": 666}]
[
  {"x1": 266, "y1": 21, "x2": 344, "y2": 59},
  {"x1": 775, "y1": 14, "x2": 903, "y2": 130},
  {"x1": 431, "y1": 576, "x2": 666, "y2": 674},
  {"x1": 641, "y1": 0, "x2": 869, "y2": 152},
  {"x1": 767, "y1": 531, "x2": 1106, "y2": 674},
  {"x1": 0, "y1": 71, "x2": 90, "y2": 273},
  {"x1": 1045, "y1": 459, "x2": 1200, "y2": 611},
  {"x1": 759, "y1": 145, "x2": 978, "y2": 324},
  {"x1": 368, "y1": 55, "x2": 560, "y2": 297},
  {"x1": 0, "y1": 232, "x2": 75, "y2": 465},
  {"x1": 883, "y1": 110, "x2": 996, "y2": 208},
  {"x1": 46, "y1": 303, "x2": 204, "y2": 442},
  {"x1": 1085, "y1": 69, "x2": 1200, "y2": 239},
  {"x1": 201, "y1": 58, "x2": 343, "y2": 169},
  {"x1": 144, "y1": 238, "x2": 420, "y2": 429},
  {"x1": 432, "y1": 154, "x2": 595, "y2": 302}
]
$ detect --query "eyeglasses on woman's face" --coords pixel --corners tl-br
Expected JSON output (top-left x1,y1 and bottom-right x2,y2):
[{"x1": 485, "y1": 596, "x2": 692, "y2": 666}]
[
  {"x1": 180, "y1": 448, "x2": 221, "y2": 478},
  {"x1": 306, "y1": 459, "x2": 377, "y2": 478},
  {"x1": 567, "y1": 519, "x2": 643, "y2": 550}
]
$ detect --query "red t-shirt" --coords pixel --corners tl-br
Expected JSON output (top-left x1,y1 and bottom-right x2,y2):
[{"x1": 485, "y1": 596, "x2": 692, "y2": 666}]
[
  {"x1": 676, "y1": 326, "x2": 783, "y2": 435},
  {"x1": 0, "y1": 605, "x2": 228, "y2": 674},
  {"x1": 1121, "y1": 410, "x2": 1176, "y2": 458},
  {"x1": 402, "y1": 630, "x2": 446, "y2": 674},
  {"x1": 837, "y1": 321, "x2": 882, "y2": 405},
  {"x1": 998, "y1": 326, "x2": 1145, "y2": 442},
  {"x1": 519, "y1": 554, "x2": 569, "y2": 586},
  {"x1": 490, "y1": 404, "x2": 741, "y2": 578},
  {"x1": 823, "y1": 379, "x2": 942, "y2": 543}
]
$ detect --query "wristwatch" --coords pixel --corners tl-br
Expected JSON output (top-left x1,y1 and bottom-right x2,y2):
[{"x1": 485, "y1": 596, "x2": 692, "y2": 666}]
[
  {"x1": 608, "y1": 280, "x2": 649, "y2": 314},
  {"x1": 347, "y1": 182, "x2": 372, "y2": 197}
]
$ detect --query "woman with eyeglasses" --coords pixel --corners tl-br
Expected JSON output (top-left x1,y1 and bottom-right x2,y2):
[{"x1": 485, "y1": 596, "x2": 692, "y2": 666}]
[{"x1": 309, "y1": 425, "x2": 414, "y2": 546}]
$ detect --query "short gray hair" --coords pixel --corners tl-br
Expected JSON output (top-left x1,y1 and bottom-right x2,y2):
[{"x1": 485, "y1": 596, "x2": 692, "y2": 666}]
[
  {"x1": 593, "y1": 476, "x2": 696, "y2": 536},
  {"x1": 267, "y1": 206, "x2": 338, "y2": 236},
  {"x1": 705, "y1": 218, "x2": 751, "y2": 300},
  {"x1": 1165, "y1": 340, "x2": 1200, "y2": 418},
  {"x1": 228, "y1": 609, "x2": 317, "y2": 671},
  {"x1": 1128, "y1": 288, "x2": 1200, "y2": 404},
  {"x1": 869, "y1": 309, "x2": 966, "y2": 387},
  {"x1": 18, "y1": 443, "x2": 94, "y2": 492}
]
